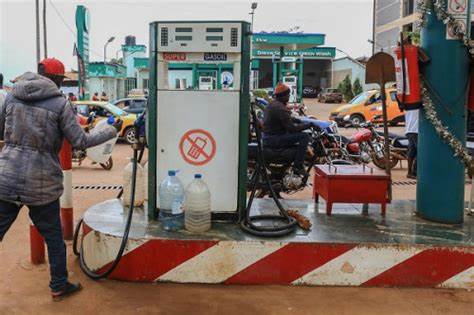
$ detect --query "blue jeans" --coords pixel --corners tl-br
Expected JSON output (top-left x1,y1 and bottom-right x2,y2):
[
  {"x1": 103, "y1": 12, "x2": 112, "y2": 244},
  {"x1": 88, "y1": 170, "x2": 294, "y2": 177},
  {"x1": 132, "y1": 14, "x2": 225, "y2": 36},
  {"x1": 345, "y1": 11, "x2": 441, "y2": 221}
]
[
  {"x1": 264, "y1": 132, "x2": 310, "y2": 170},
  {"x1": 0, "y1": 199, "x2": 68, "y2": 292}
]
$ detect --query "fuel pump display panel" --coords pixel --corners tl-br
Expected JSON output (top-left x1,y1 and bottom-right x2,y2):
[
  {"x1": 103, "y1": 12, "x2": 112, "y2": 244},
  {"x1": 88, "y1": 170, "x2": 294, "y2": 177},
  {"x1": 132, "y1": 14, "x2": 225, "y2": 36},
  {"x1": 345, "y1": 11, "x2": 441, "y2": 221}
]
[{"x1": 158, "y1": 22, "x2": 242, "y2": 53}]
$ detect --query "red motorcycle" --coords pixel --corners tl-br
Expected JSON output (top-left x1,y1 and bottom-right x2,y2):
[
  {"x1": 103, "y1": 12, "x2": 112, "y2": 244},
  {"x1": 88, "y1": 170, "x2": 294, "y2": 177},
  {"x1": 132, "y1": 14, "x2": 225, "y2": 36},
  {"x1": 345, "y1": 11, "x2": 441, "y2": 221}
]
[{"x1": 338, "y1": 122, "x2": 393, "y2": 168}]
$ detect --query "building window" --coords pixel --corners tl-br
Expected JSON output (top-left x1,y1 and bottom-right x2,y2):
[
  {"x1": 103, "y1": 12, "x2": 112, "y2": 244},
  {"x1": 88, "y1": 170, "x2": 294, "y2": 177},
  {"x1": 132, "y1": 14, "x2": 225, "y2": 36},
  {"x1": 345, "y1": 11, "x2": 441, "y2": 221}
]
[
  {"x1": 403, "y1": 23, "x2": 413, "y2": 34},
  {"x1": 402, "y1": 0, "x2": 414, "y2": 17},
  {"x1": 142, "y1": 79, "x2": 149, "y2": 90},
  {"x1": 125, "y1": 78, "x2": 137, "y2": 95}
]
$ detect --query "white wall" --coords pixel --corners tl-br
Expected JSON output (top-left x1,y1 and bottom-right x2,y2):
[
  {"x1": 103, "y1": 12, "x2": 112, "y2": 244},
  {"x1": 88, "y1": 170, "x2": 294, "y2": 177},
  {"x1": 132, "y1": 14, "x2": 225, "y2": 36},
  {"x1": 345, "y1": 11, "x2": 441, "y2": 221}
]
[
  {"x1": 88, "y1": 77, "x2": 125, "y2": 101},
  {"x1": 124, "y1": 50, "x2": 146, "y2": 78},
  {"x1": 136, "y1": 69, "x2": 150, "y2": 89},
  {"x1": 332, "y1": 58, "x2": 378, "y2": 91},
  {"x1": 168, "y1": 70, "x2": 193, "y2": 89}
]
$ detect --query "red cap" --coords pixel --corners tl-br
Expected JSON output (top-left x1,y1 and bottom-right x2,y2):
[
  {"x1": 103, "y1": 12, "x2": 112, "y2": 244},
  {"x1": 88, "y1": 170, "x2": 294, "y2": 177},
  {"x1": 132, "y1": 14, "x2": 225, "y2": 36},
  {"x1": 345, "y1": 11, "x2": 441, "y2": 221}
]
[
  {"x1": 274, "y1": 82, "x2": 290, "y2": 96},
  {"x1": 38, "y1": 58, "x2": 65, "y2": 77}
]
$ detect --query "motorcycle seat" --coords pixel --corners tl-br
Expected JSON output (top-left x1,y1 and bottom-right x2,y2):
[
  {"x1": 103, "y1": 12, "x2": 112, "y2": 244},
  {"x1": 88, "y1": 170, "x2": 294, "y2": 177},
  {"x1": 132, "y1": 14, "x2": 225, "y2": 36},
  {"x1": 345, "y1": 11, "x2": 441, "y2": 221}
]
[
  {"x1": 248, "y1": 142, "x2": 297, "y2": 164},
  {"x1": 392, "y1": 135, "x2": 408, "y2": 148}
]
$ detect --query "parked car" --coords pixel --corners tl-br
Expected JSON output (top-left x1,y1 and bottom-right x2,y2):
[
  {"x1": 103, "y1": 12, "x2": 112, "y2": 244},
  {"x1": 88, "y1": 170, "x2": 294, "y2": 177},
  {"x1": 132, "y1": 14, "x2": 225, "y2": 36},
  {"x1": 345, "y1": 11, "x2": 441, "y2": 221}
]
[
  {"x1": 72, "y1": 101, "x2": 139, "y2": 144},
  {"x1": 318, "y1": 88, "x2": 343, "y2": 103},
  {"x1": 127, "y1": 88, "x2": 148, "y2": 98},
  {"x1": 113, "y1": 97, "x2": 147, "y2": 114},
  {"x1": 329, "y1": 88, "x2": 404, "y2": 127},
  {"x1": 302, "y1": 86, "x2": 319, "y2": 98}
]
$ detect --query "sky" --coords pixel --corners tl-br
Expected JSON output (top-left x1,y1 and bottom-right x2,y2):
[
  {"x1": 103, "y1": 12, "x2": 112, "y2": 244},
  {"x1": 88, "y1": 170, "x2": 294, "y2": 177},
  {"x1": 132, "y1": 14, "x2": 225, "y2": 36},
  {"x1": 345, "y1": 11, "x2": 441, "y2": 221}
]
[{"x1": 0, "y1": 0, "x2": 373, "y2": 83}]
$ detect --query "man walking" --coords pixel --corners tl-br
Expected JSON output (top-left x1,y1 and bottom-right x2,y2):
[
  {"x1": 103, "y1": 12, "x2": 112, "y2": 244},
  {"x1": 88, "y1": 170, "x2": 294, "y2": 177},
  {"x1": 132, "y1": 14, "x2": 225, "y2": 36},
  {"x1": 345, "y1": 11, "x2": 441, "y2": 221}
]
[
  {"x1": 405, "y1": 109, "x2": 419, "y2": 179},
  {"x1": 0, "y1": 73, "x2": 6, "y2": 106},
  {"x1": 0, "y1": 58, "x2": 121, "y2": 300}
]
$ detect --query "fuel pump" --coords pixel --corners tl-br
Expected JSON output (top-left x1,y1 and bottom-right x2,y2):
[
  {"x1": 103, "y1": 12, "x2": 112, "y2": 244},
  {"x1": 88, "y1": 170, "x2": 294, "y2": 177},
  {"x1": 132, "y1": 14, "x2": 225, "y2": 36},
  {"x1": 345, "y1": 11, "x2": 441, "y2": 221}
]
[
  {"x1": 282, "y1": 75, "x2": 298, "y2": 103},
  {"x1": 198, "y1": 76, "x2": 216, "y2": 90},
  {"x1": 273, "y1": 55, "x2": 304, "y2": 104},
  {"x1": 148, "y1": 21, "x2": 251, "y2": 222}
]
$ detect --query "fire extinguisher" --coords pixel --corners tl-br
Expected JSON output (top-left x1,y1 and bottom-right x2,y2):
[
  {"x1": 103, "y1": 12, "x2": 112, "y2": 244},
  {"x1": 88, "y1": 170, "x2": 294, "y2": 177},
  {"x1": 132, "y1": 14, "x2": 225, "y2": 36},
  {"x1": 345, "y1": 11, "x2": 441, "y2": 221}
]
[{"x1": 394, "y1": 33, "x2": 422, "y2": 110}]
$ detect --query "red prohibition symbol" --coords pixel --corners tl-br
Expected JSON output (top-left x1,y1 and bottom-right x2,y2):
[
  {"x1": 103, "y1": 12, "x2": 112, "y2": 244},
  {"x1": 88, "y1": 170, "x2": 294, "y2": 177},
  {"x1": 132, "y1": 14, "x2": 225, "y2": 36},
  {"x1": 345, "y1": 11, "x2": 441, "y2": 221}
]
[
  {"x1": 450, "y1": 0, "x2": 467, "y2": 13},
  {"x1": 179, "y1": 129, "x2": 217, "y2": 166}
]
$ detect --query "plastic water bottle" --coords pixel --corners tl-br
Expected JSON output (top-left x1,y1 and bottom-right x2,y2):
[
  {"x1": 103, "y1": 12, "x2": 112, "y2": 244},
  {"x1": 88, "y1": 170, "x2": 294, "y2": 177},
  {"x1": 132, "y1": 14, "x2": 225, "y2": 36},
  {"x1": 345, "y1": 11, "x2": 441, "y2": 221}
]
[
  {"x1": 158, "y1": 170, "x2": 185, "y2": 231},
  {"x1": 143, "y1": 161, "x2": 148, "y2": 201},
  {"x1": 184, "y1": 174, "x2": 211, "y2": 233},
  {"x1": 122, "y1": 158, "x2": 145, "y2": 207}
]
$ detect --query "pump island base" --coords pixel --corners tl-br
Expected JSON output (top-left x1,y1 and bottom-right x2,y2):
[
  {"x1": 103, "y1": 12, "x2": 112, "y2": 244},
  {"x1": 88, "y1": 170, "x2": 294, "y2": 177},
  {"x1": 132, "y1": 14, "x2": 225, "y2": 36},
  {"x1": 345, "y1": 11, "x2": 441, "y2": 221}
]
[{"x1": 80, "y1": 198, "x2": 474, "y2": 289}]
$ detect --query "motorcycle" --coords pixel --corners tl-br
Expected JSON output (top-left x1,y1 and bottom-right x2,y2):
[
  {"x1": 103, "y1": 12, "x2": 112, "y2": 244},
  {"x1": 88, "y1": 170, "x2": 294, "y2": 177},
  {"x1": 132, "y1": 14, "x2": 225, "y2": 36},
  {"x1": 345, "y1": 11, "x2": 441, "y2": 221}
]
[
  {"x1": 345, "y1": 116, "x2": 408, "y2": 169},
  {"x1": 72, "y1": 114, "x2": 118, "y2": 170},
  {"x1": 247, "y1": 104, "x2": 350, "y2": 197}
]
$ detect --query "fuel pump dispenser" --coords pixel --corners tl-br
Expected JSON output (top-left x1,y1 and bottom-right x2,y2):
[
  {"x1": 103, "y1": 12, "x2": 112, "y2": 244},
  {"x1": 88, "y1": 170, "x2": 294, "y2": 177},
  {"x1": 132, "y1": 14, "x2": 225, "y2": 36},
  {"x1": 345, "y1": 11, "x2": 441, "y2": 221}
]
[
  {"x1": 272, "y1": 55, "x2": 304, "y2": 104},
  {"x1": 148, "y1": 21, "x2": 251, "y2": 222},
  {"x1": 282, "y1": 75, "x2": 298, "y2": 103}
]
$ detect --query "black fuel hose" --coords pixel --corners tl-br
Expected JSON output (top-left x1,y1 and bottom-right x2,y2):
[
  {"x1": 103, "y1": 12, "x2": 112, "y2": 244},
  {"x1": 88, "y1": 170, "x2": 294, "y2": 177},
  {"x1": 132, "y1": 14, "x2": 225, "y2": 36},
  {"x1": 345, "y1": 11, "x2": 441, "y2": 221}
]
[
  {"x1": 72, "y1": 148, "x2": 139, "y2": 280},
  {"x1": 240, "y1": 105, "x2": 297, "y2": 237}
]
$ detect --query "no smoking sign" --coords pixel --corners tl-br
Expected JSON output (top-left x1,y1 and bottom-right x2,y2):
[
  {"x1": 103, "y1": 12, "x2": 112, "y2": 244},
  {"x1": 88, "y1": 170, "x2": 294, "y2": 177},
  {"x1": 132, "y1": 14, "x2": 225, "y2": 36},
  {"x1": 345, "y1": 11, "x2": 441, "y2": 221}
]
[
  {"x1": 446, "y1": 0, "x2": 469, "y2": 40},
  {"x1": 179, "y1": 129, "x2": 217, "y2": 166}
]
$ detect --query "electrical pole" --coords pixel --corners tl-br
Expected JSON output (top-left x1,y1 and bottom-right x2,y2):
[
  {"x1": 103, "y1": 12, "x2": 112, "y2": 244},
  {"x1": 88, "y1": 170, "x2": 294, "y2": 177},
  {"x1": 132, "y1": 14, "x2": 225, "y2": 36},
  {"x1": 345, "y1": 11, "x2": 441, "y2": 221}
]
[
  {"x1": 35, "y1": 0, "x2": 41, "y2": 64},
  {"x1": 372, "y1": 0, "x2": 376, "y2": 55},
  {"x1": 43, "y1": 0, "x2": 47, "y2": 58},
  {"x1": 417, "y1": 1, "x2": 471, "y2": 223}
]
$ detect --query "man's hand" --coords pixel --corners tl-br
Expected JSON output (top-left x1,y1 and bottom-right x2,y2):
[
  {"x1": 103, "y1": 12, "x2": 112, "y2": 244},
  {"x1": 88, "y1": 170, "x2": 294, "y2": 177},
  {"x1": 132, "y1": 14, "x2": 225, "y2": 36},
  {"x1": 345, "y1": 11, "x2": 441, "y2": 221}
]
[{"x1": 107, "y1": 116, "x2": 123, "y2": 132}]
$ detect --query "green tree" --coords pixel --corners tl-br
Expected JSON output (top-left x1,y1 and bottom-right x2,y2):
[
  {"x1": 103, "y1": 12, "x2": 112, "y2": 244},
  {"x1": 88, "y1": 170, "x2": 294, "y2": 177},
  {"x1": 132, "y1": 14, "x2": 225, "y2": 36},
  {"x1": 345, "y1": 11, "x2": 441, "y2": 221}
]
[
  {"x1": 352, "y1": 78, "x2": 363, "y2": 96},
  {"x1": 338, "y1": 75, "x2": 354, "y2": 102}
]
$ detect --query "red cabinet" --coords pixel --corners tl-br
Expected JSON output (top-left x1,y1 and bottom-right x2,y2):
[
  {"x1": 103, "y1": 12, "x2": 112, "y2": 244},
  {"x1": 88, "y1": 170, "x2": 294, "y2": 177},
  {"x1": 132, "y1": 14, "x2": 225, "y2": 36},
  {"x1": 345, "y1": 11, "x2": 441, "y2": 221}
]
[{"x1": 313, "y1": 165, "x2": 391, "y2": 216}]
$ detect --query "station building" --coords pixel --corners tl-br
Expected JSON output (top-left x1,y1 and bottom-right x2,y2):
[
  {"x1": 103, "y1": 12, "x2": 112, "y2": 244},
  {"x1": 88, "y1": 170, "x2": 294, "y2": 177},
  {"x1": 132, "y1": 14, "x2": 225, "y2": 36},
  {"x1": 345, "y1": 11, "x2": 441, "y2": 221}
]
[
  {"x1": 116, "y1": 32, "x2": 337, "y2": 98},
  {"x1": 85, "y1": 33, "x2": 361, "y2": 100},
  {"x1": 251, "y1": 32, "x2": 335, "y2": 91}
]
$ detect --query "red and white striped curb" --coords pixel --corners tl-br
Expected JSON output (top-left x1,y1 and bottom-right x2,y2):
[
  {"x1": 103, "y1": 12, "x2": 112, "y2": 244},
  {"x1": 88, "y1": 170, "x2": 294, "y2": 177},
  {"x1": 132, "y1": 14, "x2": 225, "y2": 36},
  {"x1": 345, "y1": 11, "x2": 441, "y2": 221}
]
[{"x1": 81, "y1": 224, "x2": 474, "y2": 288}]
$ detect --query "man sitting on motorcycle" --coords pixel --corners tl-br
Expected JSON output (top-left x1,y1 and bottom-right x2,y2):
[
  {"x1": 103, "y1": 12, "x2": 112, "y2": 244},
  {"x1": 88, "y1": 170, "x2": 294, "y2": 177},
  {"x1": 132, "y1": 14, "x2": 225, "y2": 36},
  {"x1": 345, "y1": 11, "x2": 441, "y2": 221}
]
[{"x1": 263, "y1": 83, "x2": 311, "y2": 176}]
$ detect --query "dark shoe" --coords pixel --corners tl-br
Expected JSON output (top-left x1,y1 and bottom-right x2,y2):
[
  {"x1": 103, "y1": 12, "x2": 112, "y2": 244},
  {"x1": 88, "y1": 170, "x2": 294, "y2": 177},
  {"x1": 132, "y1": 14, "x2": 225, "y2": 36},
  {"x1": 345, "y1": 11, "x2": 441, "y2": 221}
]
[
  {"x1": 293, "y1": 167, "x2": 309, "y2": 178},
  {"x1": 52, "y1": 282, "x2": 82, "y2": 301},
  {"x1": 407, "y1": 173, "x2": 417, "y2": 180}
]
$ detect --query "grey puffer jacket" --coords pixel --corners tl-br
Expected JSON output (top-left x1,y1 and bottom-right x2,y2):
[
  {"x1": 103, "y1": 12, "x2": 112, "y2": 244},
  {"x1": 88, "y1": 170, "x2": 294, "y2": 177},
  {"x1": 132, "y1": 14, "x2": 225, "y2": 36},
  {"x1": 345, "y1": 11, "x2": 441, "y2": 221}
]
[{"x1": 0, "y1": 72, "x2": 117, "y2": 206}]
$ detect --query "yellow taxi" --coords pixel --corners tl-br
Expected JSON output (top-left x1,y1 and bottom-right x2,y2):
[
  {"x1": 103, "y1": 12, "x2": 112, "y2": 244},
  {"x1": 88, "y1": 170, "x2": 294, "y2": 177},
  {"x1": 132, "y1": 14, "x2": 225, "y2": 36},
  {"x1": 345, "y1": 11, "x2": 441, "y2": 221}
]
[
  {"x1": 72, "y1": 101, "x2": 138, "y2": 144},
  {"x1": 329, "y1": 88, "x2": 404, "y2": 126}
]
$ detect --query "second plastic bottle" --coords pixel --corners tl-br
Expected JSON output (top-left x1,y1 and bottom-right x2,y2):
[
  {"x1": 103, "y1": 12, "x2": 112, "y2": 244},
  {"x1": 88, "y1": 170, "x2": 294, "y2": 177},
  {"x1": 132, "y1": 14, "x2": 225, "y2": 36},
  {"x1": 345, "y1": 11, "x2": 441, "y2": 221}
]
[{"x1": 184, "y1": 174, "x2": 211, "y2": 233}]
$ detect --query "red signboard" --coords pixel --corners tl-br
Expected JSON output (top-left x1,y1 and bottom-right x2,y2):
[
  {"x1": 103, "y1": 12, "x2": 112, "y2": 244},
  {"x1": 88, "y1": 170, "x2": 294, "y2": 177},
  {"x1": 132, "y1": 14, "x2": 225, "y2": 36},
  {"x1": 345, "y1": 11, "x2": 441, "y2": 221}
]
[{"x1": 163, "y1": 52, "x2": 186, "y2": 61}]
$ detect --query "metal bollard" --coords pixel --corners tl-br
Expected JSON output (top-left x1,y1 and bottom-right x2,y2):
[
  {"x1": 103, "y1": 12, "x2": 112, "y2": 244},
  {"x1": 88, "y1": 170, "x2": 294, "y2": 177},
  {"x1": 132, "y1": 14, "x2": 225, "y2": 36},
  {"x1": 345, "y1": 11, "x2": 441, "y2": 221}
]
[
  {"x1": 59, "y1": 140, "x2": 73, "y2": 239},
  {"x1": 30, "y1": 223, "x2": 45, "y2": 264}
]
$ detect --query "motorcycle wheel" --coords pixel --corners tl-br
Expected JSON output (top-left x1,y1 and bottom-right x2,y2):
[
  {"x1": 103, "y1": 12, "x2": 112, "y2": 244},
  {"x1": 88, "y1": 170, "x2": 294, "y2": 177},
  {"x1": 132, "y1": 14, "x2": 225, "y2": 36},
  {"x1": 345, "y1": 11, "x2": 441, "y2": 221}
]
[
  {"x1": 100, "y1": 157, "x2": 113, "y2": 171},
  {"x1": 372, "y1": 153, "x2": 399, "y2": 170}
]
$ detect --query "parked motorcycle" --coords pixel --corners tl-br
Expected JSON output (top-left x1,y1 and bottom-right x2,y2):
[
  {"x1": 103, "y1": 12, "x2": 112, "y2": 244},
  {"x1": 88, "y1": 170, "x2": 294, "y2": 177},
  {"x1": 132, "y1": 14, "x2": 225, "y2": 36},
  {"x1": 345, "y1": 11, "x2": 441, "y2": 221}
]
[
  {"x1": 72, "y1": 114, "x2": 118, "y2": 170},
  {"x1": 247, "y1": 104, "x2": 350, "y2": 197},
  {"x1": 344, "y1": 116, "x2": 408, "y2": 169}
]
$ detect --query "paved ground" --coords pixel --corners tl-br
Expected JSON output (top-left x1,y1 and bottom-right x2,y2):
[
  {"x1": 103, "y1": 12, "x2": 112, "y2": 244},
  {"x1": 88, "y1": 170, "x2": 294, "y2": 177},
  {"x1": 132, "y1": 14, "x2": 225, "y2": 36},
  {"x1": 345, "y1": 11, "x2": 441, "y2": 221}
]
[{"x1": 1, "y1": 100, "x2": 473, "y2": 314}]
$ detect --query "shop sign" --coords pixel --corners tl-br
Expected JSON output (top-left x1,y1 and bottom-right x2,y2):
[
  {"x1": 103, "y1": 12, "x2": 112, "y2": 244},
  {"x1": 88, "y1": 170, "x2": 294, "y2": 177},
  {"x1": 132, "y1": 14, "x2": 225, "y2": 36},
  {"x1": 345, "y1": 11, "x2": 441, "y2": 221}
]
[{"x1": 254, "y1": 48, "x2": 335, "y2": 58}]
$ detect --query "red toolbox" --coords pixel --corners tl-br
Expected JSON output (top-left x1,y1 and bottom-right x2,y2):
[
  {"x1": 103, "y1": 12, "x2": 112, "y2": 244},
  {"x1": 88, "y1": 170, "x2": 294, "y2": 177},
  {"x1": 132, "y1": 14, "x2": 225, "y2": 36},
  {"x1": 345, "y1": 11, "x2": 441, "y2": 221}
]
[{"x1": 313, "y1": 165, "x2": 391, "y2": 216}]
